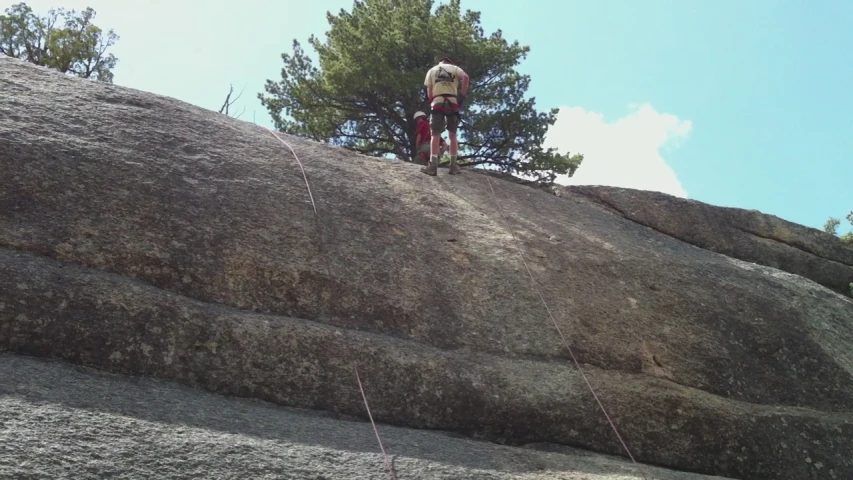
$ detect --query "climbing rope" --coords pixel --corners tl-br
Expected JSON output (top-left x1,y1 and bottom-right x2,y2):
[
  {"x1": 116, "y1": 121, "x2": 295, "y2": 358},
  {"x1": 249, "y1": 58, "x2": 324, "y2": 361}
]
[
  {"x1": 266, "y1": 128, "x2": 317, "y2": 214},
  {"x1": 263, "y1": 127, "x2": 396, "y2": 480},
  {"x1": 483, "y1": 174, "x2": 647, "y2": 476},
  {"x1": 355, "y1": 365, "x2": 397, "y2": 479}
]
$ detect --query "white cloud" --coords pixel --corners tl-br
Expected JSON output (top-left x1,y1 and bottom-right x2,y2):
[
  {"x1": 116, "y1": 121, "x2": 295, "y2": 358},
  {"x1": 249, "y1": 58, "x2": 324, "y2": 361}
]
[{"x1": 544, "y1": 103, "x2": 692, "y2": 198}]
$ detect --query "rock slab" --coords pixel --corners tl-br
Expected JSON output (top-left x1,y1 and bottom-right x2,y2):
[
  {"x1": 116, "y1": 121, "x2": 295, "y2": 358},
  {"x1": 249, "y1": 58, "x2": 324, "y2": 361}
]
[
  {"x1": 2, "y1": 55, "x2": 853, "y2": 480},
  {"x1": 1, "y1": 353, "x2": 728, "y2": 480}
]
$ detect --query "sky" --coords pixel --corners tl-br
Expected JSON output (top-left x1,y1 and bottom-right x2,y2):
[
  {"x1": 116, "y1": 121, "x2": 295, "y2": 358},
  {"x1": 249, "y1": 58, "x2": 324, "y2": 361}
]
[{"x1": 7, "y1": 0, "x2": 853, "y2": 234}]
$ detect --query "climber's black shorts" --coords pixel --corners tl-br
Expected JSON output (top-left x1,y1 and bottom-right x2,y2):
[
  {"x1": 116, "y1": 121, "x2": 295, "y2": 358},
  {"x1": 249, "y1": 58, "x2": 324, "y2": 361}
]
[{"x1": 430, "y1": 111, "x2": 459, "y2": 134}]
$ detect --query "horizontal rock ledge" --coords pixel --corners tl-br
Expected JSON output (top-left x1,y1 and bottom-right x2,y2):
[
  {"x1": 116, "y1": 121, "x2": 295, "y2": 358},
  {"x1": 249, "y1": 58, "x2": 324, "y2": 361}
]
[
  {"x1": 1, "y1": 353, "x2": 729, "y2": 480},
  {"x1": 2, "y1": 248, "x2": 851, "y2": 480},
  {"x1": 566, "y1": 185, "x2": 853, "y2": 296}
]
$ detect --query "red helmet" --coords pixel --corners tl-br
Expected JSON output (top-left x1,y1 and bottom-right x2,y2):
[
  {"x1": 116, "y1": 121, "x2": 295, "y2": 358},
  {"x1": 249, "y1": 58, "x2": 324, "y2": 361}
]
[{"x1": 440, "y1": 56, "x2": 454, "y2": 64}]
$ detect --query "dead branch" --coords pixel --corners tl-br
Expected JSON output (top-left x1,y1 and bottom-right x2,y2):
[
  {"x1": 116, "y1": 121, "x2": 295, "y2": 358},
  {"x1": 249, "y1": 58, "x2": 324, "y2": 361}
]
[{"x1": 219, "y1": 83, "x2": 248, "y2": 118}]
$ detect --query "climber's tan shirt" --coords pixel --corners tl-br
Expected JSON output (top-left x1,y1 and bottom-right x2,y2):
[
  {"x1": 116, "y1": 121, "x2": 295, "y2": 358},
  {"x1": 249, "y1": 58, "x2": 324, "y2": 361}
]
[{"x1": 425, "y1": 63, "x2": 463, "y2": 112}]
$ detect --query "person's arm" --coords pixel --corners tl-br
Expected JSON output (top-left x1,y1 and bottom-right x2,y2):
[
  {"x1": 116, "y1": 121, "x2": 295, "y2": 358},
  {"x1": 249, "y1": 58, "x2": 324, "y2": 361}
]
[
  {"x1": 459, "y1": 68, "x2": 470, "y2": 95},
  {"x1": 424, "y1": 70, "x2": 433, "y2": 101},
  {"x1": 416, "y1": 132, "x2": 423, "y2": 147},
  {"x1": 456, "y1": 68, "x2": 470, "y2": 107}
]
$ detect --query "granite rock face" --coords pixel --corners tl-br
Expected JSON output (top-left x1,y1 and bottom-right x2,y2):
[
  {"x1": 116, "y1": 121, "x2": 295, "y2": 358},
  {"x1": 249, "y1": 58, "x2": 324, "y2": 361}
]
[
  {"x1": 0, "y1": 354, "x2": 727, "y2": 480},
  {"x1": 565, "y1": 185, "x2": 853, "y2": 297},
  {"x1": 1, "y1": 55, "x2": 852, "y2": 480}
]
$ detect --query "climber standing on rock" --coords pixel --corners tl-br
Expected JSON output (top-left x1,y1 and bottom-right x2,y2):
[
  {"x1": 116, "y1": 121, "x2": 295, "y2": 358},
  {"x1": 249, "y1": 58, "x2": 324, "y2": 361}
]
[{"x1": 421, "y1": 56, "x2": 469, "y2": 176}]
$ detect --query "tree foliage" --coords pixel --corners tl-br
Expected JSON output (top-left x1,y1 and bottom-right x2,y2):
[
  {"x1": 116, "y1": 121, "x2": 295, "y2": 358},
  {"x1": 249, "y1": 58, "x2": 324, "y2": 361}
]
[
  {"x1": 259, "y1": 0, "x2": 582, "y2": 184},
  {"x1": 0, "y1": 2, "x2": 118, "y2": 82},
  {"x1": 824, "y1": 211, "x2": 853, "y2": 244}
]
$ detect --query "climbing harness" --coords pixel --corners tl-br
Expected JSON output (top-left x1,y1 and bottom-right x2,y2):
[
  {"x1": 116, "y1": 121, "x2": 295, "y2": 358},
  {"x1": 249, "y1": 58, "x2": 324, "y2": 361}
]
[{"x1": 263, "y1": 126, "x2": 647, "y2": 480}]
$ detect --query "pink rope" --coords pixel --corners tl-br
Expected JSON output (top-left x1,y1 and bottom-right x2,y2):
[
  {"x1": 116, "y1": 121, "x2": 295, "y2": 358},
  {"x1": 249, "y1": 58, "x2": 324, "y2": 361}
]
[
  {"x1": 355, "y1": 366, "x2": 397, "y2": 479},
  {"x1": 484, "y1": 175, "x2": 641, "y2": 468},
  {"x1": 263, "y1": 127, "x2": 395, "y2": 479},
  {"x1": 265, "y1": 128, "x2": 317, "y2": 215}
]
